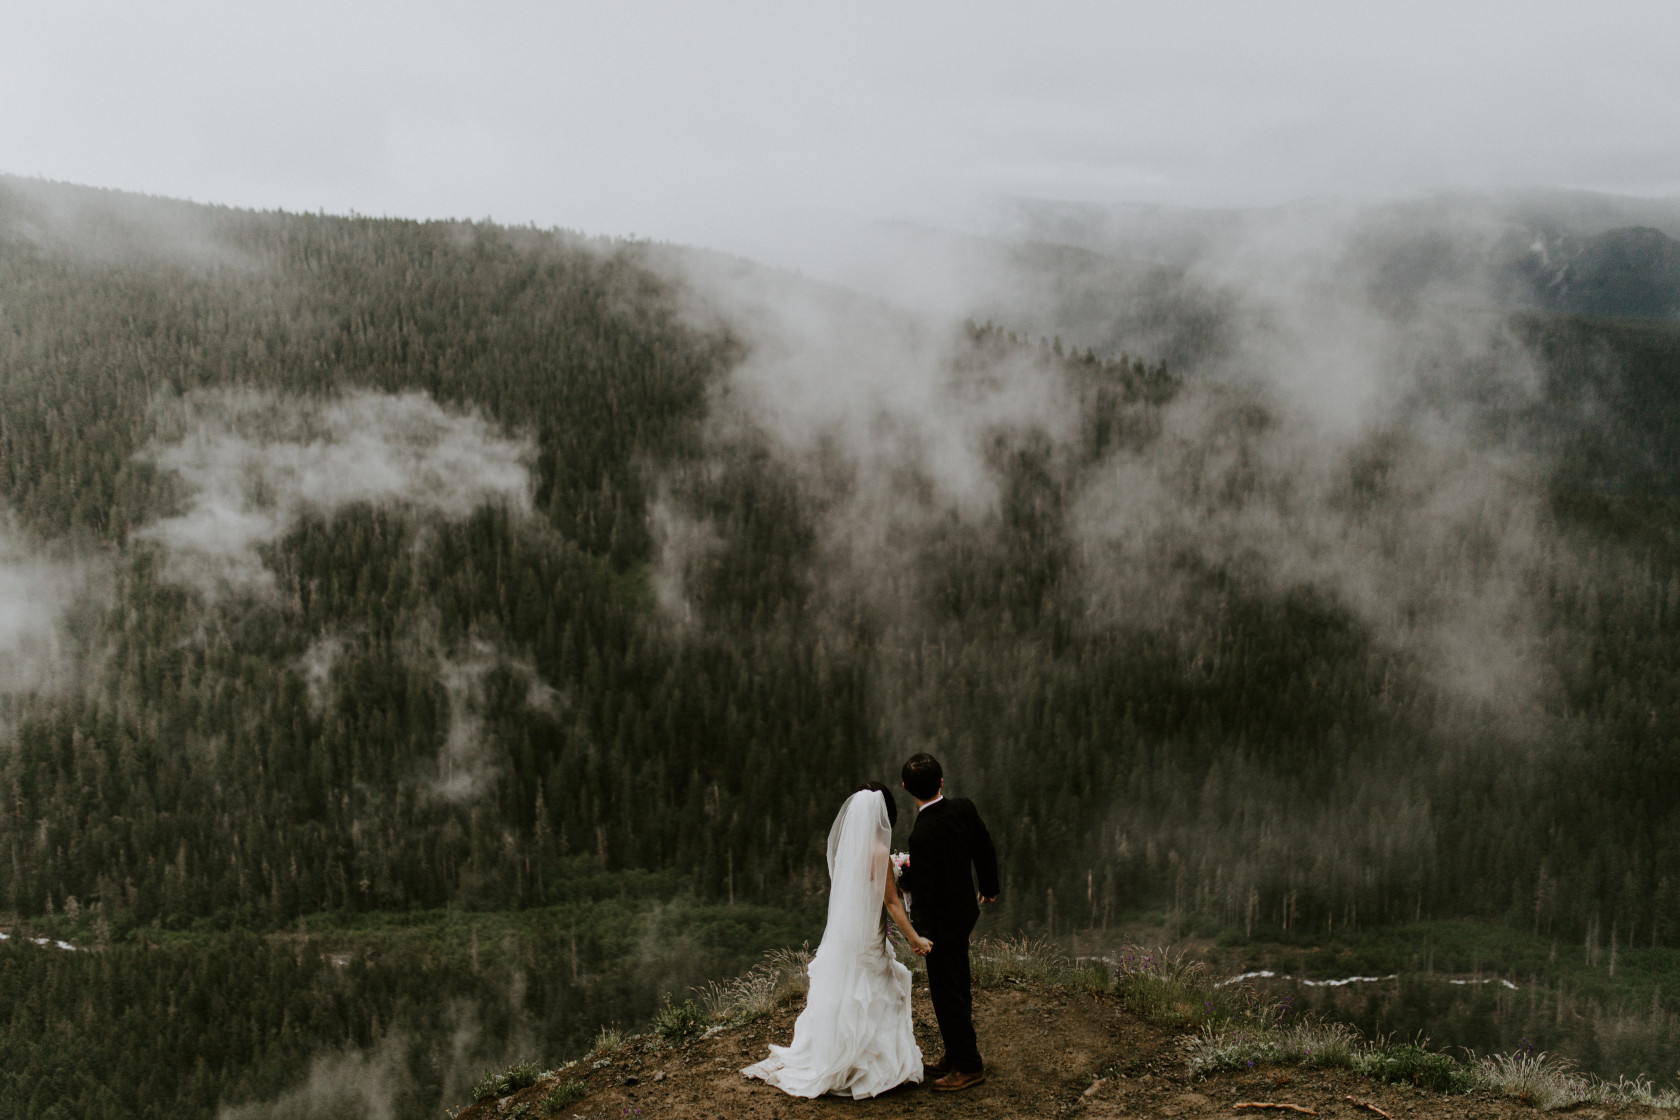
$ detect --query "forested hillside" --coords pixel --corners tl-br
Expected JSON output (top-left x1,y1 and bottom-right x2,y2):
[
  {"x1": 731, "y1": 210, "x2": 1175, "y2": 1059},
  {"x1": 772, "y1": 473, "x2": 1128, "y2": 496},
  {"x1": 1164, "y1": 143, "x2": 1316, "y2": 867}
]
[{"x1": 4, "y1": 177, "x2": 1680, "y2": 1118}]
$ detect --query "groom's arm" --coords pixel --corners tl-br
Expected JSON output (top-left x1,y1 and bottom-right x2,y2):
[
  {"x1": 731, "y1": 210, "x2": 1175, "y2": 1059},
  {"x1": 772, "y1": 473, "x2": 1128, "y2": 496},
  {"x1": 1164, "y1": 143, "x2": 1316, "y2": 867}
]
[
  {"x1": 897, "y1": 830, "x2": 921, "y2": 895},
  {"x1": 967, "y1": 802, "x2": 1000, "y2": 902}
]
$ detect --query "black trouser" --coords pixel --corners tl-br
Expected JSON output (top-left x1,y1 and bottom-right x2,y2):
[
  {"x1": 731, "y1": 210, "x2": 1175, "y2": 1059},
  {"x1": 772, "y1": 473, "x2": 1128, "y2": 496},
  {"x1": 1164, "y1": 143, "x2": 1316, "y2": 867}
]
[{"x1": 918, "y1": 911, "x2": 982, "y2": 1073}]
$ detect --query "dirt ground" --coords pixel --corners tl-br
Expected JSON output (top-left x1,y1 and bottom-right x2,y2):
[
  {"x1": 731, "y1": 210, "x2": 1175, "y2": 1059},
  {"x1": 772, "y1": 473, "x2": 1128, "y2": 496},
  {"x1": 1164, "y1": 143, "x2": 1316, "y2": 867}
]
[{"x1": 454, "y1": 978, "x2": 1665, "y2": 1120}]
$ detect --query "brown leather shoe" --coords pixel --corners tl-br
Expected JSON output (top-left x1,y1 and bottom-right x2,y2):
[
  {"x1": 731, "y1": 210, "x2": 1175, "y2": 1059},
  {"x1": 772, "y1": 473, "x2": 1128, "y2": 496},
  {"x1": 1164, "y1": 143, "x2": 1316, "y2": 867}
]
[
  {"x1": 922, "y1": 1056, "x2": 950, "y2": 1078},
  {"x1": 933, "y1": 1069, "x2": 987, "y2": 1092}
]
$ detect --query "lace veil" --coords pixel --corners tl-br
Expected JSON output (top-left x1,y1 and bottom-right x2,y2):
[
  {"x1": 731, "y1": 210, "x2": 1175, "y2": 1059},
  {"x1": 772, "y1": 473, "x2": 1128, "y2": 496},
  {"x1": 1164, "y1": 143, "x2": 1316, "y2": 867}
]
[{"x1": 820, "y1": 789, "x2": 892, "y2": 957}]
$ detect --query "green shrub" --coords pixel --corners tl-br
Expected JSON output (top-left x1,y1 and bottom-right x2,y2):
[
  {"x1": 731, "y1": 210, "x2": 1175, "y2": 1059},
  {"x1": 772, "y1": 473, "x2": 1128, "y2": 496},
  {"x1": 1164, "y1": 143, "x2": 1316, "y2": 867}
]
[
  {"x1": 1357, "y1": 1044, "x2": 1469, "y2": 1093},
  {"x1": 653, "y1": 996, "x2": 709, "y2": 1043},
  {"x1": 471, "y1": 1069, "x2": 504, "y2": 1102},
  {"x1": 471, "y1": 1060, "x2": 543, "y2": 1101},
  {"x1": 542, "y1": 1080, "x2": 589, "y2": 1113}
]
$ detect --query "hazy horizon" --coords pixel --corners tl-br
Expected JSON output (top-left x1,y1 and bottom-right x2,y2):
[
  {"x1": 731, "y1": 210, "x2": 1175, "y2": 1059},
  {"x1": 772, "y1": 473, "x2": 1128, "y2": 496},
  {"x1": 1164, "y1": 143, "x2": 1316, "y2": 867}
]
[{"x1": 7, "y1": 2, "x2": 1680, "y2": 277}]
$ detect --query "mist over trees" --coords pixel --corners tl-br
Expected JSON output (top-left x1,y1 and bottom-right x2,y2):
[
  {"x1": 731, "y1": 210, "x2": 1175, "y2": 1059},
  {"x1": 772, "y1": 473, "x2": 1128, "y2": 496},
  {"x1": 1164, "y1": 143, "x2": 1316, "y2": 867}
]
[{"x1": 3, "y1": 176, "x2": 1680, "y2": 1116}]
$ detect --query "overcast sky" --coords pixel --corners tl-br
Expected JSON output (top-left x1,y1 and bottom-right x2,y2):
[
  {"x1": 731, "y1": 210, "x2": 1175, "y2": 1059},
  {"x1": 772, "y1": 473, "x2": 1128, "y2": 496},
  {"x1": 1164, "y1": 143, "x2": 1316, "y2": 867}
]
[{"x1": 5, "y1": 1, "x2": 1679, "y2": 270}]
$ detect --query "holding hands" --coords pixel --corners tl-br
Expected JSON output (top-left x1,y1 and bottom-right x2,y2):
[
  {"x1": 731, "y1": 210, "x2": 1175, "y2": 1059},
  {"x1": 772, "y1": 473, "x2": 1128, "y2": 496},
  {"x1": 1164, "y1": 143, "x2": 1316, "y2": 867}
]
[{"x1": 882, "y1": 848, "x2": 932, "y2": 956}]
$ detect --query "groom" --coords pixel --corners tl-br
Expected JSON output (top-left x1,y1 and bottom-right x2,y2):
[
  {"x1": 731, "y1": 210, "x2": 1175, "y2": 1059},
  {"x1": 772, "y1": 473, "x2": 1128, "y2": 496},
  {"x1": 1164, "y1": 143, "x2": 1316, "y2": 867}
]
[{"x1": 899, "y1": 752, "x2": 999, "y2": 1093}]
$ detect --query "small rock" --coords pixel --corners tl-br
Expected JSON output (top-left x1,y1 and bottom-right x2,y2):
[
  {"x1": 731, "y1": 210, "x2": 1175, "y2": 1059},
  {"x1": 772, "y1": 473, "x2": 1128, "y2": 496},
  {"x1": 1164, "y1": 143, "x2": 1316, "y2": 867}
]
[
  {"x1": 652, "y1": 1071, "x2": 666, "y2": 1083},
  {"x1": 1084, "y1": 1079, "x2": 1105, "y2": 1097}
]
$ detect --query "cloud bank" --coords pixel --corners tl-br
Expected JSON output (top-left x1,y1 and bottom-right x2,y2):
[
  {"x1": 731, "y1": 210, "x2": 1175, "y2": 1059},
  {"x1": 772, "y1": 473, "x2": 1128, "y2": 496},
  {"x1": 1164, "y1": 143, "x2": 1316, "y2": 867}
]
[
  {"x1": 0, "y1": 523, "x2": 82, "y2": 697},
  {"x1": 657, "y1": 198, "x2": 1558, "y2": 714},
  {"x1": 217, "y1": 1034, "x2": 404, "y2": 1120},
  {"x1": 136, "y1": 389, "x2": 532, "y2": 595}
]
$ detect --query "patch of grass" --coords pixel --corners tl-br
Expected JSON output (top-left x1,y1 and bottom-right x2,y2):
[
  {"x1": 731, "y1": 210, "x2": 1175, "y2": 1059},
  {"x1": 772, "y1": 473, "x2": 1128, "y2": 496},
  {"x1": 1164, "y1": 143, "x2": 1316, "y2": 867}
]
[
  {"x1": 1464, "y1": 1049, "x2": 1680, "y2": 1110},
  {"x1": 592, "y1": 1023, "x2": 626, "y2": 1052},
  {"x1": 1189, "y1": 1009, "x2": 1680, "y2": 1108},
  {"x1": 471, "y1": 1060, "x2": 542, "y2": 1102},
  {"x1": 971, "y1": 934, "x2": 1108, "y2": 990},
  {"x1": 541, "y1": 1080, "x2": 589, "y2": 1113},
  {"x1": 1190, "y1": 1018, "x2": 1364, "y2": 1078},
  {"x1": 1595, "y1": 1075, "x2": 1680, "y2": 1111},
  {"x1": 1191, "y1": 986, "x2": 1471, "y2": 1092},
  {"x1": 653, "y1": 996, "x2": 708, "y2": 1044},
  {"x1": 1112, "y1": 945, "x2": 1237, "y2": 1029},
  {"x1": 1358, "y1": 1043, "x2": 1469, "y2": 1093},
  {"x1": 1472, "y1": 1050, "x2": 1591, "y2": 1109},
  {"x1": 694, "y1": 945, "x2": 811, "y2": 1025},
  {"x1": 1096, "y1": 943, "x2": 1470, "y2": 1094}
]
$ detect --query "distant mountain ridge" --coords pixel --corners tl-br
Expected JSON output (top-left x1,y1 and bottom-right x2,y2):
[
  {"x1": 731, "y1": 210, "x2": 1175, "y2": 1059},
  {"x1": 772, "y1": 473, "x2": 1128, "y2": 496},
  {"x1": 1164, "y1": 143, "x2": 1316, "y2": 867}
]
[
  {"x1": 1509, "y1": 224, "x2": 1680, "y2": 320},
  {"x1": 989, "y1": 189, "x2": 1680, "y2": 333}
]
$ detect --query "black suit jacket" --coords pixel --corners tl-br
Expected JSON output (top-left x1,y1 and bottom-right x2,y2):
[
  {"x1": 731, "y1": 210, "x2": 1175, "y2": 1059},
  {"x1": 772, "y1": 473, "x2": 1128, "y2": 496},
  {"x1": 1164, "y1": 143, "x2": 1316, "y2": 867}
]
[{"x1": 901, "y1": 797, "x2": 999, "y2": 929}]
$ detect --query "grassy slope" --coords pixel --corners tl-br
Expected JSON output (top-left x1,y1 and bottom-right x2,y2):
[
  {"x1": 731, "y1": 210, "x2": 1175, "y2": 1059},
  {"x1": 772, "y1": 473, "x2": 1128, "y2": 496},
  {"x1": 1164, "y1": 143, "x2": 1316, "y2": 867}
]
[{"x1": 457, "y1": 938, "x2": 1680, "y2": 1120}]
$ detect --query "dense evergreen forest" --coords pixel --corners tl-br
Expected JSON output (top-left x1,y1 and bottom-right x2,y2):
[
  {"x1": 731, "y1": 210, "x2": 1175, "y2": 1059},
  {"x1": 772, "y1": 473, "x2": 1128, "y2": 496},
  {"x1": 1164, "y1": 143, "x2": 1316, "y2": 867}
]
[{"x1": 3, "y1": 176, "x2": 1680, "y2": 1117}]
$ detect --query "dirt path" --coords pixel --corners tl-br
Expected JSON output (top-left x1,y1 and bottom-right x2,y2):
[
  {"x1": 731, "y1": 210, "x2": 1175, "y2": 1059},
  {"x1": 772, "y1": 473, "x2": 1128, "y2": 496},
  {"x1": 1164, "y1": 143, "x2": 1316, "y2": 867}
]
[{"x1": 455, "y1": 978, "x2": 1663, "y2": 1120}]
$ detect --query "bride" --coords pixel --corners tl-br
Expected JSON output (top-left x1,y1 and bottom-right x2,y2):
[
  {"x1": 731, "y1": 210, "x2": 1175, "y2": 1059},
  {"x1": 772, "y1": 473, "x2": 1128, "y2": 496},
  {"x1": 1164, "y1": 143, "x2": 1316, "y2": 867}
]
[{"x1": 742, "y1": 783, "x2": 933, "y2": 1098}]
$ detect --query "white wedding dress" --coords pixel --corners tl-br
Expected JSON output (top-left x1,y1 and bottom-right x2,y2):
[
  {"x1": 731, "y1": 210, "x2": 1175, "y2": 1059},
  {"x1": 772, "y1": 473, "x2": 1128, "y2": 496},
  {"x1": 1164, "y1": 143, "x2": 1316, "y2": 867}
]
[{"x1": 742, "y1": 791, "x2": 924, "y2": 1098}]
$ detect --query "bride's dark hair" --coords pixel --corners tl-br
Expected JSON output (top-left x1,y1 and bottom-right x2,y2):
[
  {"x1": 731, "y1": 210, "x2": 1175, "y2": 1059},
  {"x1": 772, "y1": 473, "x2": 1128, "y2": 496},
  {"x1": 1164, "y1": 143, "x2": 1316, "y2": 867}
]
[{"x1": 859, "y1": 781, "x2": 898, "y2": 829}]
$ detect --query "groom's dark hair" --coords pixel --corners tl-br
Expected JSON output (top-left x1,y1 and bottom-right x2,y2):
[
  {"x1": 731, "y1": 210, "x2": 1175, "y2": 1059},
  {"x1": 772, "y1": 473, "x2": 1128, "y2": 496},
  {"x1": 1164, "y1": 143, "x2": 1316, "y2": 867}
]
[
  {"x1": 859, "y1": 781, "x2": 898, "y2": 828},
  {"x1": 901, "y1": 753, "x2": 943, "y2": 800}
]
